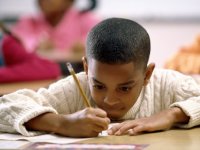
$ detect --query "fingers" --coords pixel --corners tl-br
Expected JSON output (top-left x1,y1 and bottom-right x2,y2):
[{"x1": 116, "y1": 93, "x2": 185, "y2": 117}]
[
  {"x1": 92, "y1": 124, "x2": 108, "y2": 133},
  {"x1": 108, "y1": 120, "x2": 155, "y2": 136},
  {"x1": 87, "y1": 108, "x2": 110, "y2": 123},
  {"x1": 84, "y1": 108, "x2": 110, "y2": 131},
  {"x1": 93, "y1": 108, "x2": 108, "y2": 118},
  {"x1": 107, "y1": 123, "x2": 121, "y2": 135},
  {"x1": 108, "y1": 122, "x2": 136, "y2": 135},
  {"x1": 92, "y1": 115, "x2": 110, "y2": 130},
  {"x1": 128, "y1": 125, "x2": 148, "y2": 135}
]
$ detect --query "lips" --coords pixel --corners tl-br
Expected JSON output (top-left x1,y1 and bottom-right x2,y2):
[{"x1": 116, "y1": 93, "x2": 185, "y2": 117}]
[
  {"x1": 102, "y1": 105, "x2": 124, "y2": 111},
  {"x1": 101, "y1": 105, "x2": 125, "y2": 119},
  {"x1": 106, "y1": 110, "x2": 124, "y2": 120}
]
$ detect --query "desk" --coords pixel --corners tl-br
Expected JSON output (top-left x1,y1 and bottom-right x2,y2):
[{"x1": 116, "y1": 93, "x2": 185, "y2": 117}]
[
  {"x1": 80, "y1": 127, "x2": 200, "y2": 150},
  {"x1": 0, "y1": 127, "x2": 199, "y2": 150},
  {"x1": 0, "y1": 79, "x2": 56, "y2": 95}
]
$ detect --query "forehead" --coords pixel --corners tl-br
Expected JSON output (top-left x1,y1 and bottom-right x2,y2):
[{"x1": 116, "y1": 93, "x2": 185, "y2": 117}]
[{"x1": 87, "y1": 59, "x2": 143, "y2": 83}]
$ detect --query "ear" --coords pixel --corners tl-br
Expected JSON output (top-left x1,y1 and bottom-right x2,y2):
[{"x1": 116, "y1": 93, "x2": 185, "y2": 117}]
[
  {"x1": 82, "y1": 56, "x2": 88, "y2": 75},
  {"x1": 143, "y1": 63, "x2": 155, "y2": 86}
]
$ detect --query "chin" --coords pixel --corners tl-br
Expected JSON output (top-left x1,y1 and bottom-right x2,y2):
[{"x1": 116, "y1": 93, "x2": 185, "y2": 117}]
[{"x1": 107, "y1": 112, "x2": 124, "y2": 121}]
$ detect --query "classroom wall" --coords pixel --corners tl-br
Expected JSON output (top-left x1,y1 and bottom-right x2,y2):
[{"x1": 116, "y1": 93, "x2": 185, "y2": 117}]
[
  {"x1": 142, "y1": 22, "x2": 200, "y2": 68},
  {"x1": 0, "y1": 0, "x2": 200, "y2": 67},
  {"x1": 1, "y1": 0, "x2": 200, "y2": 19}
]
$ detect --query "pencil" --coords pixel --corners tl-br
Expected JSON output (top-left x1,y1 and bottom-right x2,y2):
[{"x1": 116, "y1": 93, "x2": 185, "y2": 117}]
[{"x1": 66, "y1": 62, "x2": 91, "y2": 107}]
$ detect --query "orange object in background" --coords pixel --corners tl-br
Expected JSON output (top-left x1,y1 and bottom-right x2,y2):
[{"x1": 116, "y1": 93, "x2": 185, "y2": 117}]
[{"x1": 164, "y1": 34, "x2": 200, "y2": 74}]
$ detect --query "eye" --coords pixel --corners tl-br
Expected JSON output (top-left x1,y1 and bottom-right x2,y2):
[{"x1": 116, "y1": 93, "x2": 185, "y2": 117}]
[
  {"x1": 93, "y1": 84, "x2": 105, "y2": 90},
  {"x1": 118, "y1": 86, "x2": 132, "y2": 93}
]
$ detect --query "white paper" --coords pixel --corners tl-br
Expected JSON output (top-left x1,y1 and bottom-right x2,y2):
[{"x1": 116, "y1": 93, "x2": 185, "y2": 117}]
[
  {"x1": 0, "y1": 123, "x2": 117, "y2": 145},
  {"x1": 0, "y1": 133, "x2": 91, "y2": 144},
  {"x1": 0, "y1": 140, "x2": 29, "y2": 150}
]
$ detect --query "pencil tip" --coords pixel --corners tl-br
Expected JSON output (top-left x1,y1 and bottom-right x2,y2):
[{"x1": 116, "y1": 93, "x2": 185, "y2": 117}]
[{"x1": 66, "y1": 62, "x2": 73, "y2": 72}]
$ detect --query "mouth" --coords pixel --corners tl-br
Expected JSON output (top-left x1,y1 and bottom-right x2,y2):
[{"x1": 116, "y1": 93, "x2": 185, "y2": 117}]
[
  {"x1": 102, "y1": 103, "x2": 124, "y2": 110},
  {"x1": 102, "y1": 106, "x2": 125, "y2": 119},
  {"x1": 107, "y1": 113, "x2": 123, "y2": 120}
]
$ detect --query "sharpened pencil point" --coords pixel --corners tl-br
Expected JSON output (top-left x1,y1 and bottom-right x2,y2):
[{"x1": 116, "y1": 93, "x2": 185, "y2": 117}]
[{"x1": 66, "y1": 62, "x2": 73, "y2": 73}]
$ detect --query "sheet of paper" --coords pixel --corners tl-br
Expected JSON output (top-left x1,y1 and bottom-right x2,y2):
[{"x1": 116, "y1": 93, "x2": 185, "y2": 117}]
[
  {"x1": 0, "y1": 123, "x2": 117, "y2": 144},
  {"x1": 0, "y1": 140, "x2": 29, "y2": 149},
  {"x1": 0, "y1": 123, "x2": 148, "y2": 150},
  {"x1": 0, "y1": 130, "x2": 111, "y2": 144},
  {"x1": 0, "y1": 133, "x2": 91, "y2": 144}
]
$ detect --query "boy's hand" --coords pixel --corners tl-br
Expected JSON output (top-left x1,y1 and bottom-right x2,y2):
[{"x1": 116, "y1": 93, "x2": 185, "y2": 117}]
[
  {"x1": 56, "y1": 108, "x2": 110, "y2": 137},
  {"x1": 108, "y1": 107, "x2": 189, "y2": 136}
]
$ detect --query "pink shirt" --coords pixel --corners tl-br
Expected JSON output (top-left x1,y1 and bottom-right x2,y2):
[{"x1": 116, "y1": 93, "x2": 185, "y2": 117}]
[{"x1": 12, "y1": 8, "x2": 100, "y2": 52}]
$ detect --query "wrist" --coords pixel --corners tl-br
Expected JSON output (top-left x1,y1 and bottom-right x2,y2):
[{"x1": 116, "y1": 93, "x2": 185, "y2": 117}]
[
  {"x1": 24, "y1": 113, "x2": 62, "y2": 133},
  {"x1": 52, "y1": 114, "x2": 68, "y2": 134},
  {"x1": 169, "y1": 107, "x2": 190, "y2": 124}
]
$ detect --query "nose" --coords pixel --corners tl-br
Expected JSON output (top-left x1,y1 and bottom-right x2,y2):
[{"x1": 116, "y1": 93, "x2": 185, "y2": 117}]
[{"x1": 104, "y1": 92, "x2": 120, "y2": 106}]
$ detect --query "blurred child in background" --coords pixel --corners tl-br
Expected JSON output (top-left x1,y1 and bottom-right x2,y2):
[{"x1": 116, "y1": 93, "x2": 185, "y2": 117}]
[
  {"x1": 12, "y1": 0, "x2": 100, "y2": 75},
  {"x1": 0, "y1": 30, "x2": 61, "y2": 83}
]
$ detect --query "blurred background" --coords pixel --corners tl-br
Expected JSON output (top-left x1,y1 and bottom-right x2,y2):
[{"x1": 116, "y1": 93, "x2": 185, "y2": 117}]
[{"x1": 0, "y1": 0, "x2": 200, "y2": 68}]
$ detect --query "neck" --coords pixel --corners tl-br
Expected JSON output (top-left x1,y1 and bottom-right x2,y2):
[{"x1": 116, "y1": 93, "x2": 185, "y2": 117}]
[{"x1": 45, "y1": 11, "x2": 65, "y2": 27}]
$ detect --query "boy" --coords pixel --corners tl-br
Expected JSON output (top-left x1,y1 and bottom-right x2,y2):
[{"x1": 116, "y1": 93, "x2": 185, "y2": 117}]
[{"x1": 0, "y1": 18, "x2": 200, "y2": 137}]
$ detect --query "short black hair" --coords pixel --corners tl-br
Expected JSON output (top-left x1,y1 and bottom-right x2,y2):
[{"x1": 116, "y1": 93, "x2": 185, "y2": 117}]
[{"x1": 86, "y1": 18, "x2": 150, "y2": 68}]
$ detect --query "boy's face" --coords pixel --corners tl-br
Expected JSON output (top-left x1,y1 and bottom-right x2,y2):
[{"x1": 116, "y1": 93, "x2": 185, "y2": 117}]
[{"x1": 83, "y1": 57, "x2": 154, "y2": 120}]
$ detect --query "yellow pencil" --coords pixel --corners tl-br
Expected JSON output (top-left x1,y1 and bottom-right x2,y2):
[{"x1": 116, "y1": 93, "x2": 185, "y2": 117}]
[{"x1": 66, "y1": 62, "x2": 91, "y2": 107}]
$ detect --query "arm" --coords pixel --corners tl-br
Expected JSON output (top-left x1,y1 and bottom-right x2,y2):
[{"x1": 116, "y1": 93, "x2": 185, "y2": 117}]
[
  {"x1": 170, "y1": 107, "x2": 190, "y2": 124},
  {"x1": 108, "y1": 107, "x2": 189, "y2": 136},
  {"x1": 108, "y1": 71, "x2": 200, "y2": 136},
  {"x1": 0, "y1": 73, "x2": 110, "y2": 137},
  {"x1": 24, "y1": 108, "x2": 110, "y2": 137},
  {"x1": 0, "y1": 89, "x2": 110, "y2": 137}
]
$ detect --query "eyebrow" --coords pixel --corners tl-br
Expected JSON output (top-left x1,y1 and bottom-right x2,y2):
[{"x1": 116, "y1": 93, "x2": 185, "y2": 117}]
[
  {"x1": 92, "y1": 77, "x2": 135, "y2": 86},
  {"x1": 92, "y1": 78, "x2": 105, "y2": 85}
]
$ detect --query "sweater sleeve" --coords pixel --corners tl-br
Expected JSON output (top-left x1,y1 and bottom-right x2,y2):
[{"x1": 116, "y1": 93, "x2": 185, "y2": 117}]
[
  {"x1": 169, "y1": 72, "x2": 200, "y2": 128},
  {"x1": 0, "y1": 89, "x2": 58, "y2": 136},
  {"x1": 0, "y1": 74, "x2": 87, "y2": 136}
]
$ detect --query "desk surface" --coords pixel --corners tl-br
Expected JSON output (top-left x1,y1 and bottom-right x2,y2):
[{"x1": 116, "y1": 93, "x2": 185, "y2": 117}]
[
  {"x1": 0, "y1": 127, "x2": 199, "y2": 150},
  {"x1": 80, "y1": 127, "x2": 200, "y2": 150},
  {"x1": 0, "y1": 79, "x2": 56, "y2": 95}
]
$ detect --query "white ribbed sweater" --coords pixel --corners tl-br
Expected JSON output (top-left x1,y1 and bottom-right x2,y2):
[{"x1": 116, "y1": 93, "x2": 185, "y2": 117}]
[{"x1": 1, "y1": 68, "x2": 200, "y2": 136}]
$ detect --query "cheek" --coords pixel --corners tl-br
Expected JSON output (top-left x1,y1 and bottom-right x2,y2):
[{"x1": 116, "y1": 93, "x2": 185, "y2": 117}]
[
  {"x1": 89, "y1": 87, "x2": 105, "y2": 105},
  {"x1": 124, "y1": 86, "x2": 143, "y2": 108},
  {"x1": 120, "y1": 93, "x2": 136, "y2": 108}
]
